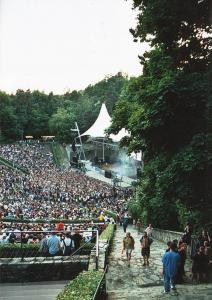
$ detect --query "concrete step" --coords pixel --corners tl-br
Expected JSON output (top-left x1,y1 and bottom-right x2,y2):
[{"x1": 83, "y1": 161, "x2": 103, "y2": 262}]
[
  {"x1": 107, "y1": 286, "x2": 212, "y2": 300},
  {"x1": 0, "y1": 281, "x2": 68, "y2": 300}
]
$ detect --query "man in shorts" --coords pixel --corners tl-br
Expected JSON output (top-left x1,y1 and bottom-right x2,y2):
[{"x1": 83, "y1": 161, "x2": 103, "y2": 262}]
[
  {"x1": 122, "y1": 232, "x2": 135, "y2": 266},
  {"x1": 140, "y1": 231, "x2": 153, "y2": 266}
]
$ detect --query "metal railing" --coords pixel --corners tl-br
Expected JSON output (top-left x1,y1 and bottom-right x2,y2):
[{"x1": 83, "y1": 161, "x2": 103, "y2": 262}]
[
  {"x1": 92, "y1": 265, "x2": 108, "y2": 300},
  {"x1": 0, "y1": 229, "x2": 99, "y2": 265}
]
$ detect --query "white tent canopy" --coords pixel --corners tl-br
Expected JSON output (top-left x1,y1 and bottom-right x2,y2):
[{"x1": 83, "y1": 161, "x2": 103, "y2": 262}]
[{"x1": 80, "y1": 103, "x2": 129, "y2": 142}]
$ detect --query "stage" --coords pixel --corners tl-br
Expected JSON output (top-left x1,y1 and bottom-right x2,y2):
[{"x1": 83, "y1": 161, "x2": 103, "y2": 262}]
[{"x1": 84, "y1": 161, "x2": 135, "y2": 188}]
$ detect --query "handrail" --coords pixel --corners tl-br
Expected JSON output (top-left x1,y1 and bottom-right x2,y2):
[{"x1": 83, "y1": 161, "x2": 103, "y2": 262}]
[
  {"x1": 0, "y1": 155, "x2": 29, "y2": 174},
  {"x1": 92, "y1": 265, "x2": 108, "y2": 300},
  {"x1": 0, "y1": 229, "x2": 98, "y2": 262},
  {"x1": 63, "y1": 234, "x2": 97, "y2": 260}
]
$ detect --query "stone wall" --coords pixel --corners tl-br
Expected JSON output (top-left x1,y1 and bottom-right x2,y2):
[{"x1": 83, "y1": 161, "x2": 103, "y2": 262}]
[
  {"x1": 138, "y1": 226, "x2": 183, "y2": 244},
  {"x1": 151, "y1": 228, "x2": 183, "y2": 244},
  {"x1": 0, "y1": 255, "x2": 89, "y2": 283}
]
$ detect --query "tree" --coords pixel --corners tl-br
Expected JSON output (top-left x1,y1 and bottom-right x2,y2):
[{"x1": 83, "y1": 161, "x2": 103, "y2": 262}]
[
  {"x1": 109, "y1": 0, "x2": 211, "y2": 230},
  {"x1": 48, "y1": 108, "x2": 76, "y2": 143},
  {"x1": 0, "y1": 92, "x2": 20, "y2": 141}
]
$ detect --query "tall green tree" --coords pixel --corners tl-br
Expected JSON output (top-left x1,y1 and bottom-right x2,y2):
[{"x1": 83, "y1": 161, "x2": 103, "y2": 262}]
[
  {"x1": 109, "y1": 0, "x2": 211, "y2": 230},
  {"x1": 0, "y1": 92, "x2": 19, "y2": 141},
  {"x1": 49, "y1": 108, "x2": 76, "y2": 143}
]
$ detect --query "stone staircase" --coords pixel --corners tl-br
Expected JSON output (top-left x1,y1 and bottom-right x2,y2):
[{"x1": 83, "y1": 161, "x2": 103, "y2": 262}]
[
  {"x1": 0, "y1": 281, "x2": 67, "y2": 300},
  {"x1": 106, "y1": 225, "x2": 212, "y2": 300},
  {"x1": 107, "y1": 285, "x2": 212, "y2": 300}
]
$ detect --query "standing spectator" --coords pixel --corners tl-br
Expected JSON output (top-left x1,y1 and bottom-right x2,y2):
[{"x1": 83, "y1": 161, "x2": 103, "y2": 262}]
[
  {"x1": 122, "y1": 232, "x2": 135, "y2": 267},
  {"x1": 166, "y1": 241, "x2": 172, "y2": 252},
  {"x1": 183, "y1": 222, "x2": 192, "y2": 245},
  {"x1": 192, "y1": 246, "x2": 209, "y2": 283},
  {"x1": 56, "y1": 221, "x2": 64, "y2": 231},
  {"x1": 176, "y1": 242, "x2": 187, "y2": 283},
  {"x1": 162, "y1": 242, "x2": 180, "y2": 295},
  {"x1": 196, "y1": 230, "x2": 211, "y2": 251},
  {"x1": 122, "y1": 213, "x2": 129, "y2": 233},
  {"x1": 47, "y1": 232, "x2": 61, "y2": 256},
  {"x1": 204, "y1": 241, "x2": 212, "y2": 261},
  {"x1": 145, "y1": 224, "x2": 153, "y2": 237},
  {"x1": 140, "y1": 231, "x2": 153, "y2": 266},
  {"x1": 72, "y1": 230, "x2": 83, "y2": 251},
  {"x1": 39, "y1": 233, "x2": 49, "y2": 255},
  {"x1": 61, "y1": 233, "x2": 73, "y2": 256}
]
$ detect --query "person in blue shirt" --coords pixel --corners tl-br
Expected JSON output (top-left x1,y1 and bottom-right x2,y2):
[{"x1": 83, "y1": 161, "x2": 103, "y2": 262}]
[
  {"x1": 162, "y1": 242, "x2": 180, "y2": 294},
  {"x1": 47, "y1": 232, "x2": 61, "y2": 256}
]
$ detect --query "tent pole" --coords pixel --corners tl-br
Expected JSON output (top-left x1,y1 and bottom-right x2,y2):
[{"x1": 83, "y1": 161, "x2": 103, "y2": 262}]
[{"x1": 103, "y1": 137, "x2": 105, "y2": 162}]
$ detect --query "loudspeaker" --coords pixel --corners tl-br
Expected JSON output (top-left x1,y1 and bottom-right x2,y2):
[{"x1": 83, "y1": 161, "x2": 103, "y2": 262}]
[{"x1": 105, "y1": 170, "x2": 112, "y2": 178}]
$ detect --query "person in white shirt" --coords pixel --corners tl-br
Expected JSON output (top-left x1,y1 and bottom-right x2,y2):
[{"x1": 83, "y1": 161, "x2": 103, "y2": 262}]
[
  {"x1": 61, "y1": 233, "x2": 74, "y2": 255},
  {"x1": 145, "y1": 224, "x2": 153, "y2": 237}
]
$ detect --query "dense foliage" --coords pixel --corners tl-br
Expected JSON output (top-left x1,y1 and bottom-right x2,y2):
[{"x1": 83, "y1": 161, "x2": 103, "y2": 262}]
[
  {"x1": 109, "y1": 0, "x2": 212, "y2": 231},
  {"x1": 99, "y1": 224, "x2": 115, "y2": 241},
  {"x1": 0, "y1": 73, "x2": 127, "y2": 143},
  {"x1": 56, "y1": 270, "x2": 103, "y2": 300}
]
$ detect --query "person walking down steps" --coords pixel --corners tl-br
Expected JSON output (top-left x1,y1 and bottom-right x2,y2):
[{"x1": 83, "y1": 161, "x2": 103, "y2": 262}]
[
  {"x1": 140, "y1": 231, "x2": 153, "y2": 266},
  {"x1": 122, "y1": 212, "x2": 129, "y2": 233},
  {"x1": 122, "y1": 232, "x2": 135, "y2": 267}
]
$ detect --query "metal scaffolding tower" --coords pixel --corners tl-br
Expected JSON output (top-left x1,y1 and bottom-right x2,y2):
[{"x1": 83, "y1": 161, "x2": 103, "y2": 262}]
[{"x1": 71, "y1": 122, "x2": 86, "y2": 161}]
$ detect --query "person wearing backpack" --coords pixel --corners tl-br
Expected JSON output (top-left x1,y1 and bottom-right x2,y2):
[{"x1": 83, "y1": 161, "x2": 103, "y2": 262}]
[
  {"x1": 61, "y1": 233, "x2": 74, "y2": 256},
  {"x1": 140, "y1": 231, "x2": 153, "y2": 266}
]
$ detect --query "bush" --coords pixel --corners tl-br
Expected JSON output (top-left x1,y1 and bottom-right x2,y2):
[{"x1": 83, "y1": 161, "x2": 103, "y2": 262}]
[
  {"x1": 0, "y1": 243, "x2": 38, "y2": 250},
  {"x1": 0, "y1": 242, "x2": 95, "y2": 258},
  {"x1": 99, "y1": 224, "x2": 115, "y2": 241},
  {"x1": 56, "y1": 270, "x2": 102, "y2": 300},
  {"x1": 103, "y1": 210, "x2": 117, "y2": 219}
]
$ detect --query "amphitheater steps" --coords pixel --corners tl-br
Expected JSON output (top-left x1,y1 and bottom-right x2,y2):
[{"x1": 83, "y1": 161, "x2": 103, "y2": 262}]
[
  {"x1": 0, "y1": 281, "x2": 67, "y2": 300},
  {"x1": 106, "y1": 226, "x2": 212, "y2": 300},
  {"x1": 107, "y1": 285, "x2": 212, "y2": 300}
]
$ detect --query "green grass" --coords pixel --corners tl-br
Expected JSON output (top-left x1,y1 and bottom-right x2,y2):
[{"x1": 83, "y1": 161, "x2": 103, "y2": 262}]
[{"x1": 49, "y1": 142, "x2": 69, "y2": 167}]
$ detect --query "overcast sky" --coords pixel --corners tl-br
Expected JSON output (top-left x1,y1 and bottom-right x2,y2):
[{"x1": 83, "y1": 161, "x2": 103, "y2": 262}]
[{"x1": 0, "y1": 0, "x2": 148, "y2": 94}]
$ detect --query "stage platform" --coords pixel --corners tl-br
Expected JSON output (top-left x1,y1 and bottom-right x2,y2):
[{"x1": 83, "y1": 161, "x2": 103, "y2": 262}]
[{"x1": 84, "y1": 162, "x2": 135, "y2": 188}]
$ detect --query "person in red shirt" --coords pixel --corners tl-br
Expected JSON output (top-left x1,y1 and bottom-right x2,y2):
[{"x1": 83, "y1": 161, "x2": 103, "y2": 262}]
[{"x1": 56, "y1": 222, "x2": 64, "y2": 231}]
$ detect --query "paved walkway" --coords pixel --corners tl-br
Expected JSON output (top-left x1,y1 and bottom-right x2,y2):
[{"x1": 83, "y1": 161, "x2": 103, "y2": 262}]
[{"x1": 106, "y1": 225, "x2": 212, "y2": 300}]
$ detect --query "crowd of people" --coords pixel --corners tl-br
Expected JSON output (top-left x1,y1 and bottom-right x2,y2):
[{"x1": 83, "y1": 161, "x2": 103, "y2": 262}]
[
  {"x1": 0, "y1": 141, "x2": 132, "y2": 257},
  {"x1": 0, "y1": 141, "x2": 132, "y2": 221},
  {"x1": 1, "y1": 141, "x2": 211, "y2": 292}
]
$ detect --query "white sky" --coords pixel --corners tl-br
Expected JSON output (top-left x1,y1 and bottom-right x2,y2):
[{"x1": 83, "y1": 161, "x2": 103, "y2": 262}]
[{"x1": 0, "y1": 0, "x2": 148, "y2": 94}]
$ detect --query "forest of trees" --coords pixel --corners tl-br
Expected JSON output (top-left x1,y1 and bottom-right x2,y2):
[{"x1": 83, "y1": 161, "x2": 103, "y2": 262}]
[
  {"x1": 108, "y1": 0, "x2": 212, "y2": 231},
  {"x1": 0, "y1": 73, "x2": 127, "y2": 143}
]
